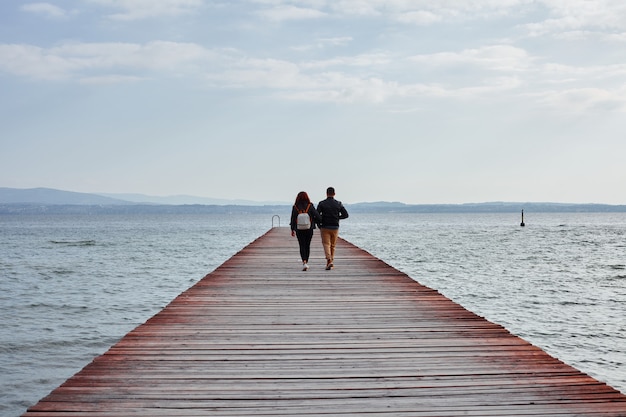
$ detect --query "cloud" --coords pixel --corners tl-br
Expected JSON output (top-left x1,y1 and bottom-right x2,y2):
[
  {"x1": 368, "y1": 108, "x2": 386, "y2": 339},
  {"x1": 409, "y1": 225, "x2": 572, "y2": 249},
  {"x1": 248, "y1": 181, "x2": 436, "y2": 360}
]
[
  {"x1": 203, "y1": 51, "x2": 520, "y2": 104},
  {"x1": 523, "y1": 0, "x2": 626, "y2": 37},
  {"x1": 250, "y1": 0, "x2": 626, "y2": 40},
  {"x1": 327, "y1": 1, "x2": 536, "y2": 24},
  {"x1": 21, "y1": 3, "x2": 69, "y2": 19},
  {"x1": 0, "y1": 39, "x2": 610, "y2": 110},
  {"x1": 290, "y1": 37, "x2": 353, "y2": 52},
  {"x1": 205, "y1": 56, "x2": 304, "y2": 89},
  {"x1": 302, "y1": 52, "x2": 391, "y2": 70},
  {"x1": 276, "y1": 74, "x2": 401, "y2": 103},
  {"x1": 0, "y1": 41, "x2": 212, "y2": 81},
  {"x1": 1, "y1": 32, "x2": 625, "y2": 111},
  {"x1": 535, "y1": 87, "x2": 626, "y2": 112},
  {"x1": 605, "y1": 32, "x2": 626, "y2": 42},
  {"x1": 0, "y1": 44, "x2": 75, "y2": 80},
  {"x1": 410, "y1": 45, "x2": 534, "y2": 72},
  {"x1": 541, "y1": 62, "x2": 626, "y2": 81},
  {"x1": 199, "y1": 51, "x2": 403, "y2": 103},
  {"x1": 86, "y1": 0, "x2": 204, "y2": 20},
  {"x1": 257, "y1": 5, "x2": 327, "y2": 21},
  {"x1": 79, "y1": 75, "x2": 145, "y2": 85},
  {"x1": 251, "y1": 1, "x2": 532, "y2": 23},
  {"x1": 327, "y1": 0, "x2": 381, "y2": 16},
  {"x1": 0, "y1": 40, "x2": 403, "y2": 104},
  {"x1": 394, "y1": 10, "x2": 441, "y2": 25},
  {"x1": 317, "y1": 37, "x2": 353, "y2": 47}
]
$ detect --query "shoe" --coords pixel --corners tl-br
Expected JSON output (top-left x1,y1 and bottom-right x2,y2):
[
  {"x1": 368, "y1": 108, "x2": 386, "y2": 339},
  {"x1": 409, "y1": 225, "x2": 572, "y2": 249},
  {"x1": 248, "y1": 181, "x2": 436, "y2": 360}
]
[
  {"x1": 302, "y1": 262, "x2": 309, "y2": 271},
  {"x1": 325, "y1": 260, "x2": 333, "y2": 270}
]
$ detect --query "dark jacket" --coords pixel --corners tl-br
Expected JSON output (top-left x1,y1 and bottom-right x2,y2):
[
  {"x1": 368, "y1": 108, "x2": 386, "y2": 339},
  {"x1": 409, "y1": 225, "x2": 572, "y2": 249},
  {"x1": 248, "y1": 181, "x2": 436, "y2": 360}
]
[
  {"x1": 290, "y1": 202, "x2": 322, "y2": 231},
  {"x1": 317, "y1": 197, "x2": 349, "y2": 230}
]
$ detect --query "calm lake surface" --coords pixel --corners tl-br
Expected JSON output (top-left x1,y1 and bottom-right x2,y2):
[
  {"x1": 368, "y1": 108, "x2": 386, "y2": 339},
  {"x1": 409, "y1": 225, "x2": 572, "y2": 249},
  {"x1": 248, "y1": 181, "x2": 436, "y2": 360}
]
[{"x1": 1, "y1": 211, "x2": 625, "y2": 416}]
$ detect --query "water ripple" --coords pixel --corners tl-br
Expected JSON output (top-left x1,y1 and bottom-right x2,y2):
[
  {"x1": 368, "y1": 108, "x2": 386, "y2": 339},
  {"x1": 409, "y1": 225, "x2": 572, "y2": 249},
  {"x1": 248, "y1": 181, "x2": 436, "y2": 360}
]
[{"x1": 2, "y1": 212, "x2": 625, "y2": 417}]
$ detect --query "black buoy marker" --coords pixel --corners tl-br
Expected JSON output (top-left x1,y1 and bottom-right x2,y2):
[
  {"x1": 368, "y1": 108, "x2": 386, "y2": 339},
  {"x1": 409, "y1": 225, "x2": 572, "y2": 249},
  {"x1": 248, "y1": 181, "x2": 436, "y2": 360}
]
[{"x1": 520, "y1": 209, "x2": 525, "y2": 227}]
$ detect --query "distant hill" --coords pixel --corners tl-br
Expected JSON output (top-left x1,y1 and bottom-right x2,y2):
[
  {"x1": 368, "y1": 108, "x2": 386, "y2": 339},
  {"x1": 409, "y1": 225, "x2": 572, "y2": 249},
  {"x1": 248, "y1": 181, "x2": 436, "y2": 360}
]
[
  {"x1": 0, "y1": 188, "x2": 287, "y2": 206},
  {"x1": 98, "y1": 192, "x2": 288, "y2": 206},
  {"x1": 0, "y1": 187, "x2": 130, "y2": 205},
  {"x1": 1, "y1": 187, "x2": 626, "y2": 214},
  {"x1": 348, "y1": 201, "x2": 626, "y2": 213}
]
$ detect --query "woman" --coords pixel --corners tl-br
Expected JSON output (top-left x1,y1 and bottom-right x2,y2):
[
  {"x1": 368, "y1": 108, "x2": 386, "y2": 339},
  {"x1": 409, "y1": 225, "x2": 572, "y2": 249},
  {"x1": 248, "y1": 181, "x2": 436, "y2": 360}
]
[{"x1": 290, "y1": 191, "x2": 322, "y2": 271}]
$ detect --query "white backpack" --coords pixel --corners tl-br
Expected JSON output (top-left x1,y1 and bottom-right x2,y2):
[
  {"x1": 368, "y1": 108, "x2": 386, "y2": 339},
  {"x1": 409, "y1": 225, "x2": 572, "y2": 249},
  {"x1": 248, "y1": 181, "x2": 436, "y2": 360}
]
[{"x1": 296, "y1": 203, "x2": 312, "y2": 230}]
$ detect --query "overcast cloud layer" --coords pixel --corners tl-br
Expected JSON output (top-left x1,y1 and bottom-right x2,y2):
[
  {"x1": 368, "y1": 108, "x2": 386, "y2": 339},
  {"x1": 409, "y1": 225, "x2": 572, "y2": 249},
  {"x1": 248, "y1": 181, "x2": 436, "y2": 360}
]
[{"x1": 1, "y1": 1, "x2": 625, "y2": 204}]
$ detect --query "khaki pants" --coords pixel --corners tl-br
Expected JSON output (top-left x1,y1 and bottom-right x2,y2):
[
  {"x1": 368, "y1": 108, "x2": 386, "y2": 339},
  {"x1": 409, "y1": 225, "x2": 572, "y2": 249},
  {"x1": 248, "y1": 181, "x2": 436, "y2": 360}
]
[{"x1": 320, "y1": 228, "x2": 339, "y2": 263}]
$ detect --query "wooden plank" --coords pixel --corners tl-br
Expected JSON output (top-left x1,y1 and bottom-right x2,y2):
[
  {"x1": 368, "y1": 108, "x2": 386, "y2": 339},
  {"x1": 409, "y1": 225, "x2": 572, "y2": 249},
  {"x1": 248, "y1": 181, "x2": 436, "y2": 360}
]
[{"x1": 23, "y1": 227, "x2": 626, "y2": 417}]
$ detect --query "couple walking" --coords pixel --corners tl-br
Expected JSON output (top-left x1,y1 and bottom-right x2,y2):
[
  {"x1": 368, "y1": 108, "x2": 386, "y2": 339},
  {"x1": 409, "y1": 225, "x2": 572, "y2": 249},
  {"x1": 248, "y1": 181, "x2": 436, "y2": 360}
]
[{"x1": 290, "y1": 187, "x2": 349, "y2": 271}]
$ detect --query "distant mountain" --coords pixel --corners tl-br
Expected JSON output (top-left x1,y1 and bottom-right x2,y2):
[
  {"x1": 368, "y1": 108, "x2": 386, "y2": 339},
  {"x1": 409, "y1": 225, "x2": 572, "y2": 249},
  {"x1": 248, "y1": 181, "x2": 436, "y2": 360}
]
[
  {"x1": 0, "y1": 188, "x2": 291, "y2": 215},
  {"x1": 2, "y1": 187, "x2": 626, "y2": 214},
  {"x1": 0, "y1": 188, "x2": 288, "y2": 206},
  {"x1": 349, "y1": 201, "x2": 626, "y2": 213},
  {"x1": 0, "y1": 187, "x2": 131, "y2": 205},
  {"x1": 98, "y1": 193, "x2": 289, "y2": 206}
]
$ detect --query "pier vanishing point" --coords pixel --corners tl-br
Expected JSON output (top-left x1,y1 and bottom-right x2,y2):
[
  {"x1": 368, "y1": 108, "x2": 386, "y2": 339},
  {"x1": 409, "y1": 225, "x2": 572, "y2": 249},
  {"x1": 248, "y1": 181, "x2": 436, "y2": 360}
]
[{"x1": 24, "y1": 227, "x2": 626, "y2": 416}]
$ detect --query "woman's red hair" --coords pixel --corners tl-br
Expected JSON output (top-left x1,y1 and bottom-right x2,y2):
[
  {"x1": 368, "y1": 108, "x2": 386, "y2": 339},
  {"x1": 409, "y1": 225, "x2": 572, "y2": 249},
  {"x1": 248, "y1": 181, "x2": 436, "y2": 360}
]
[{"x1": 294, "y1": 191, "x2": 311, "y2": 208}]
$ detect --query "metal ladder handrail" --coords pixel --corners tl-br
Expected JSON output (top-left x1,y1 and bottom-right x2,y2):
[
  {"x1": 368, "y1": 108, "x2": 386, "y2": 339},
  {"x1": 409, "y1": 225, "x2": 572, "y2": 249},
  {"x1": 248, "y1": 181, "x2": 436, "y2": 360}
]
[{"x1": 271, "y1": 215, "x2": 280, "y2": 228}]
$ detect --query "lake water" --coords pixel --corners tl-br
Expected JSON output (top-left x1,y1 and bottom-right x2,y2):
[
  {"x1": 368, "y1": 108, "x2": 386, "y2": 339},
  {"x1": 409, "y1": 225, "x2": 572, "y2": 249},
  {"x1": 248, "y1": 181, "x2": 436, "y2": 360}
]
[{"x1": 1, "y1": 211, "x2": 625, "y2": 416}]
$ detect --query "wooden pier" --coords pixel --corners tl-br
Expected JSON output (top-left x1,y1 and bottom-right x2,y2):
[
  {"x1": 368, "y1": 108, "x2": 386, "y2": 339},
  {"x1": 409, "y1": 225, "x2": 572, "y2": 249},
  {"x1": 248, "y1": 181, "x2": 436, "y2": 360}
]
[{"x1": 24, "y1": 227, "x2": 626, "y2": 416}]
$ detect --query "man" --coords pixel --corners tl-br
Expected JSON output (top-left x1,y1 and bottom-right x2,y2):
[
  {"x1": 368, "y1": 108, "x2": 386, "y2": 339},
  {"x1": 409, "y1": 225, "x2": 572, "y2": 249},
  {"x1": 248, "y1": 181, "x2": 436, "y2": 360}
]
[{"x1": 317, "y1": 186, "x2": 349, "y2": 270}]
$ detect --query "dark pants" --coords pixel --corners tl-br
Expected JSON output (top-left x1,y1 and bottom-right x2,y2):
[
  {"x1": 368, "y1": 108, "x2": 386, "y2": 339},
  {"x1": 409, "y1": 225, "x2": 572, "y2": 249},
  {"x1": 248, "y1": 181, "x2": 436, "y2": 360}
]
[{"x1": 296, "y1": 229, "x2": 314, "y2": 262}]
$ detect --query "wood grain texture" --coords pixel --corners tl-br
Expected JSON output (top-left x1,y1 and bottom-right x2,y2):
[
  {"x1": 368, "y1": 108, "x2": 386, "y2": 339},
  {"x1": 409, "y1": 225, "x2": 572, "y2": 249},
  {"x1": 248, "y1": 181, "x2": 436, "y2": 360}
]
[{"x1": 23, "y1": 227, "x2": 626, "y2": 416}]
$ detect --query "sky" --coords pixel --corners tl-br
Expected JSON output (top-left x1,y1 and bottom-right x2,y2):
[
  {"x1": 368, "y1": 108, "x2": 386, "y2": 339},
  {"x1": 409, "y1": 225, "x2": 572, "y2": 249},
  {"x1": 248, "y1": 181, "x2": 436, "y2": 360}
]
[{"x1": 1, "y1": 1, "x2": 626, "y2": 205}]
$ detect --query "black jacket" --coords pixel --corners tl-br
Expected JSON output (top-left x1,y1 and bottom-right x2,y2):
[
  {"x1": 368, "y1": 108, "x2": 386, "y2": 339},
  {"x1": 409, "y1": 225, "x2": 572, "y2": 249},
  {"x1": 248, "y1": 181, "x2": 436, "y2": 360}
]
[
  {"x1": 317, "y1": 197, "x2": 349, "y2": 229},
  {"x1": 290, "y1": 203, "x2": 322, "y2": 231}
]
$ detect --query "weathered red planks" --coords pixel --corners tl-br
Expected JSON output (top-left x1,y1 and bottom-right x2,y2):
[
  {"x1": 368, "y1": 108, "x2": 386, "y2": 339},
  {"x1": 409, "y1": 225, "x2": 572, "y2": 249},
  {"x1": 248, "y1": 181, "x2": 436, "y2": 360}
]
[{"x1": 23, "y1": 227, "x2": 626, "y2": 416}]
